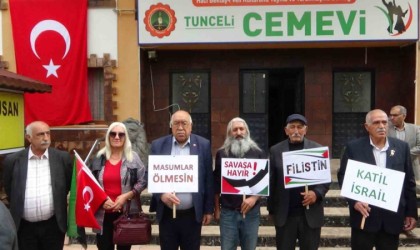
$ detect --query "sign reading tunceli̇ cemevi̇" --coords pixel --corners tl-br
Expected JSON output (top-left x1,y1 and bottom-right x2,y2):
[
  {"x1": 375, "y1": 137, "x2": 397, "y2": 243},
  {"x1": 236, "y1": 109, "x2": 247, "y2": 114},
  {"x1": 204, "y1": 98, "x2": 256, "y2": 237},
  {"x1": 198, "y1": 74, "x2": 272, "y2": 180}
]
[{"x1": 138, "y1": 0, "x2": 418, "y2": 45}]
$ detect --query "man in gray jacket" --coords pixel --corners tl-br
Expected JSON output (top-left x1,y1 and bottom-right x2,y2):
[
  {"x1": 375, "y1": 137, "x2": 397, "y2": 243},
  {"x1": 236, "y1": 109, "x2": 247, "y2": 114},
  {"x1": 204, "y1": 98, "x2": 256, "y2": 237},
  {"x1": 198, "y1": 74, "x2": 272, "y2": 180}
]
[
  {"x1": 388, "y1": 105, "x2": 420, "y2": 182},
  {"x1": 268, "y1": 114, "x2": 330, "y2": 250}
]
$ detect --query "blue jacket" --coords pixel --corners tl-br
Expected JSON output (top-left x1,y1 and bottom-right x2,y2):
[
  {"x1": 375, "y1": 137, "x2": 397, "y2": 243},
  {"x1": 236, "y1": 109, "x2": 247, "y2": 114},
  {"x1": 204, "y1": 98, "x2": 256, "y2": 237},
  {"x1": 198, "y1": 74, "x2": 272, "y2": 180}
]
[{"x1": 149, "y1": 134, "x2": 214, "y2": 223}]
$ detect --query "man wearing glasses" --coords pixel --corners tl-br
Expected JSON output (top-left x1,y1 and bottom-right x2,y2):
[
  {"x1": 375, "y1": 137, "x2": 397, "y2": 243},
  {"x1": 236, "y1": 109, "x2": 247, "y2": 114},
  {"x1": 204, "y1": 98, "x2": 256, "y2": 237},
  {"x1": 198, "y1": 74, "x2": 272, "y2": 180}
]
[
  {"x1": 149, "y1": 110, "x2": 214, "y2": 250},
  {"x1": 388, "y1": 105, "x2": 420, "y2": 184},
  {"x1": 388, "y1": 105, "x2": 420, "y2": 238}
]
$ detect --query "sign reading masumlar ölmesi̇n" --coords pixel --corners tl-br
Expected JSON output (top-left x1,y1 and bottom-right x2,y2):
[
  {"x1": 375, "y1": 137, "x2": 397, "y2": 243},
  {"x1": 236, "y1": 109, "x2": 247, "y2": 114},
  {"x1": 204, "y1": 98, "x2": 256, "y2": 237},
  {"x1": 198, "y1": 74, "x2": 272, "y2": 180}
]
[
  {"x1": 221, "y1": 158, "x2": 269, "y2": 196},
  {"x1": 282, "y1": 147, "x2": 331, "y2": 189},
  {"x1": 138, "y1": 0, "x2": 418, "y2": 45},
  {"x1": 340, "y1": 159, "x2": 405, "y2": 212},
  {"x1": 148, "y1": 155, "x2": 198, "y2": 193}
]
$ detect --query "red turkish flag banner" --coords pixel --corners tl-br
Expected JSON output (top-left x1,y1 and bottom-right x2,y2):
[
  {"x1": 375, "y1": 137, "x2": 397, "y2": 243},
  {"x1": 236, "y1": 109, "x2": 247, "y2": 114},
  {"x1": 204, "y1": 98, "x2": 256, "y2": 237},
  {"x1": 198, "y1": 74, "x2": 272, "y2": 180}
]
[
  {"x1": 75, "y1": 153, "x2": 108, "y2": 229},
  {"x1": 9, "y1": 0, "x2": 92, "y2": 126}
]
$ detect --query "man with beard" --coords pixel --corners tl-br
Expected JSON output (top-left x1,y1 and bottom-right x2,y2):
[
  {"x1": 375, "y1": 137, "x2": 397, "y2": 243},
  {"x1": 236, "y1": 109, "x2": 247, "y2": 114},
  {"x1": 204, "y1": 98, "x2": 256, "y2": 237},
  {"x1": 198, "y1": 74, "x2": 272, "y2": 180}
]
[
  {"x1": 338, "y1": 109, "x2": 417, "y2": 250},
  {"x1": 267, "y1": 114, "x2": 330, "y2": 250},
  {"x1": 213, "y1": 117, "x2": 266, "y2": 250}
]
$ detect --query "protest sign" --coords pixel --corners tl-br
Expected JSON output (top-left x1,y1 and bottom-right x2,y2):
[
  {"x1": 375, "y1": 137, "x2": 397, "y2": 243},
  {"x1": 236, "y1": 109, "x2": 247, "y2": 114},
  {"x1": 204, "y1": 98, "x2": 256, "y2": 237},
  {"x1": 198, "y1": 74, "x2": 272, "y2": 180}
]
[
  {"x1": 340, "y1": 159, "x2": 405, "y2": 212},
  {"x1": 282, "y1": 146, "x2": 331, "y2": 189},
  {"x1": 221, "y1": 158, "x2": 269, "y2": 196},
  {"x1": 148, "y1": 155, "x2": 198, "y2": 193}
]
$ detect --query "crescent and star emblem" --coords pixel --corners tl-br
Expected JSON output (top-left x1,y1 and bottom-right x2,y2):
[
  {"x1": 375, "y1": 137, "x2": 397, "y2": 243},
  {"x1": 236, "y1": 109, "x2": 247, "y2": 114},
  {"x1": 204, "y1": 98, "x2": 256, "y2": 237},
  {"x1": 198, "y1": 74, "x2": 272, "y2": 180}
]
[
  {"x1": 82, "y1": 186, "x2": 94, "y2": 211},
  {"x1": 30, "y1": 20, "x2": 71, "y2": 78}
]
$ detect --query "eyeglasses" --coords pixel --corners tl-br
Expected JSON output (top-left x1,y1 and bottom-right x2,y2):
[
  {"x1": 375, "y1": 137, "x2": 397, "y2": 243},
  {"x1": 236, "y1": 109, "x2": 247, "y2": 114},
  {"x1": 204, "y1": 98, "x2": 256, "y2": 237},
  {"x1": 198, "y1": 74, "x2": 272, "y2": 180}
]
[
  {"x1": 172, "y1": 120, "x2": 190, "y2": 128},
  {"x1": 389, "y1": 114, "x2": 402, "y2": 117},
  {"x1": 109, "y1": 132, "x2": 125, "y2": 138}
]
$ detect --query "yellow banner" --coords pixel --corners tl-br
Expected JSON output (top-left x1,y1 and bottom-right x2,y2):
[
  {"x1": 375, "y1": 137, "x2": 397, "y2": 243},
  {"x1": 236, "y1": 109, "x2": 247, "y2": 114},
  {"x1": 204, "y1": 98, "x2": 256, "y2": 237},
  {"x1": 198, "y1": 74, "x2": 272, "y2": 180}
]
[{"x1": 0, "y1": 91, "x2": 24, "y2": 152}]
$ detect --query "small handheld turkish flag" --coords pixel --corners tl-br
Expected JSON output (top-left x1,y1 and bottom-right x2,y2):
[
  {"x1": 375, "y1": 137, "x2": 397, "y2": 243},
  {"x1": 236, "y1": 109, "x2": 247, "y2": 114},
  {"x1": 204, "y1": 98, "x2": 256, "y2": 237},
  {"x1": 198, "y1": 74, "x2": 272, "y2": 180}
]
[{"x1": 74, "y1": 152, "x2": 108, "y2": 229}]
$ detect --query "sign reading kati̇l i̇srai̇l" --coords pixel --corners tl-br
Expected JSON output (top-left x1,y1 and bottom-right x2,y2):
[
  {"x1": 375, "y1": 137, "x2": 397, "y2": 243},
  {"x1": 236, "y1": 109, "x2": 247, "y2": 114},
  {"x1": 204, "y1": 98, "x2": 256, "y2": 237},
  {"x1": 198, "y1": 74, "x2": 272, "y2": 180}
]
[
  {"x1": 148, "y1": 155, "x2": 198, "y2": 193},
  {"x1": 282, "y1": 146, "x2": 331, "y2": 189},
  {"x1": 340, "y1": 159, "x2": 405, "y2": 212},
  {"x1": 221, "y1": 158, "x2": 269, "y2": 196}
]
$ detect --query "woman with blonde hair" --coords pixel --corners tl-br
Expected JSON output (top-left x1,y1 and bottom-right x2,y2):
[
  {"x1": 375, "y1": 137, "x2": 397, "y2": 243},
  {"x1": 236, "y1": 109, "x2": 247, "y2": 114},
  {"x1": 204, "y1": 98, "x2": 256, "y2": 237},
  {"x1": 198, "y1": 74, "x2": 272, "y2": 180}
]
[{"x1": 90, "y1": 122, "x2": 147, "y2": 250}]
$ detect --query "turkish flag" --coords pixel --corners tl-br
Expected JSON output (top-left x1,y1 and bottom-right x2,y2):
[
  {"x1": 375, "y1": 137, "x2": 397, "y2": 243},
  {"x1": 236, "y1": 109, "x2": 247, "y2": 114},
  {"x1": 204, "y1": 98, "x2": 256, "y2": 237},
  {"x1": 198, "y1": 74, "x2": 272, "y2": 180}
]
[
  {"x1": 9, "y1": 0, "x2": 92, "y2": 126},
  {"x1": 75, "y1": 153, "x2": 108, "y2": 229}
]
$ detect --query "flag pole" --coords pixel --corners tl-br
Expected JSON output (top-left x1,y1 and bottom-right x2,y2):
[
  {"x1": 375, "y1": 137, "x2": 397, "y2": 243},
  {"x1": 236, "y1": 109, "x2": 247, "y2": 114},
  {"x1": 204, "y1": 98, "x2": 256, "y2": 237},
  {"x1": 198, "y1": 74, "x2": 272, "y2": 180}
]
[
  {"x1": 173, "y1": 191, "x2": 176, "y2": 219},
  {"x1": 243, "y1": 193, "x2": 246, "y2": 219},
  {"x1": 84, "y1": 138, "x2": 103, "y2": 164}
]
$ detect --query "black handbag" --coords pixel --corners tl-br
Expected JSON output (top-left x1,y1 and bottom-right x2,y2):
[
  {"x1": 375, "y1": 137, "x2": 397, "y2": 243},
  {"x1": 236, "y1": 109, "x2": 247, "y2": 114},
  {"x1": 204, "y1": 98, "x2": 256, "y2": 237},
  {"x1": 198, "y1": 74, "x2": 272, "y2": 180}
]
[{"x1": 113, "y1": 194, "x2": 152, "y2": 245}]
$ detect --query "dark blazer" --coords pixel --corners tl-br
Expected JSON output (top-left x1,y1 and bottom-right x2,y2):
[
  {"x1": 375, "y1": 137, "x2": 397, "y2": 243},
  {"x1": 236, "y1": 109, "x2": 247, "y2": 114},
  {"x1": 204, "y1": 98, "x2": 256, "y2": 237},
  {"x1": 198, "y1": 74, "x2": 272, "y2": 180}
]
[
  {"x1": 337, "y1": 136, "x2": 418, "y2": 235},
  {"x1": 149, "y1": 134, "x2": 214, "y2": 223},
  {"x1": 267, "y1": 138, "x2": 330, "y2": 228},
  {"x1": 3, "y1": 147, "x2": 73, "y2": 233},
  {"x1": 0, "y1": 201, "x2": 18, "y2": 250}
]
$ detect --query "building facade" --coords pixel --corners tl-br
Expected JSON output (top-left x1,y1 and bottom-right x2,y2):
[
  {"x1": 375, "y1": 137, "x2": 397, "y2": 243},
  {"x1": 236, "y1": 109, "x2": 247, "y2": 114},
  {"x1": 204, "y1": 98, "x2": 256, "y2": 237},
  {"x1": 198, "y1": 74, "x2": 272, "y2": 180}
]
[{"x1": 0, "y1": 0, "x2": 419, "y2": 158}]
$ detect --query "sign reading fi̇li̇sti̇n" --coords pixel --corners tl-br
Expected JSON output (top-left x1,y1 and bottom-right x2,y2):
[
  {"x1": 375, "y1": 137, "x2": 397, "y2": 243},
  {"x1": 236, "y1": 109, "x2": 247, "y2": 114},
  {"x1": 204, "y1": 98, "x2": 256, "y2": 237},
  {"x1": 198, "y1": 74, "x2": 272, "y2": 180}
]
[{"x1": 282, "y1": 146, "x2": 331, "y2": 189}]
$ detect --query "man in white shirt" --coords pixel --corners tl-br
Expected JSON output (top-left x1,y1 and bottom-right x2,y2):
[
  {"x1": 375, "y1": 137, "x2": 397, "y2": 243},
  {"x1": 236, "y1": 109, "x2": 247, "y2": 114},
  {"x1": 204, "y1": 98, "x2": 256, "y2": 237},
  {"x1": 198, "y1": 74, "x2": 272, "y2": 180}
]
[{"x1": 3, "y1": 121, "x2": 73, "y2": 250}]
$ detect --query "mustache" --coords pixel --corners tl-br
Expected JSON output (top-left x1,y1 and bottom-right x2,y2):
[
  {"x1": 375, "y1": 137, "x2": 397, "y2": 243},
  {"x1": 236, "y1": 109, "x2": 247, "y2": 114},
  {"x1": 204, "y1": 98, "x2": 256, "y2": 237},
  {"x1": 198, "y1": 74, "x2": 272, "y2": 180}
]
[
  {"x1": 376, "y1": 128, "x2": 386, "y2": 132},
  {"x1": 40, "y1": 141, "x2": 50, "y2": 146}
]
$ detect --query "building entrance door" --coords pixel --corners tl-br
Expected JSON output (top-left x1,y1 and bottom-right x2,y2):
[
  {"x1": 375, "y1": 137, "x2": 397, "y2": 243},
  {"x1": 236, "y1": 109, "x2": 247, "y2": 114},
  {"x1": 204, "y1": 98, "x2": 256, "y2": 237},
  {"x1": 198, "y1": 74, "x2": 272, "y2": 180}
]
[{"x1": 240, "y1": 69, "x2": 304, "y2": 152}]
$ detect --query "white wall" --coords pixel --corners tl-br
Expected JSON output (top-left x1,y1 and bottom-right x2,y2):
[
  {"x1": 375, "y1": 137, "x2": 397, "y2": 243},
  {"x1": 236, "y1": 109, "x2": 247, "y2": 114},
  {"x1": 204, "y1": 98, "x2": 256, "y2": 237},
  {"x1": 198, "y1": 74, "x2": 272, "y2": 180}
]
[{"x1": 88, "y1": 9, "x2": 117, "y2": 60}]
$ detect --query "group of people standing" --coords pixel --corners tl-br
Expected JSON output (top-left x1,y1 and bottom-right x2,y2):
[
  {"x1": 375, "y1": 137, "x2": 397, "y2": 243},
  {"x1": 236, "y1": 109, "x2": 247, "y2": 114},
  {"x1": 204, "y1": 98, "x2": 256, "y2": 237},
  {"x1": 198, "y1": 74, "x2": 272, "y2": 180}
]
[{"x1": 1, "y1": 106, "x2": 419, "y2": 250}]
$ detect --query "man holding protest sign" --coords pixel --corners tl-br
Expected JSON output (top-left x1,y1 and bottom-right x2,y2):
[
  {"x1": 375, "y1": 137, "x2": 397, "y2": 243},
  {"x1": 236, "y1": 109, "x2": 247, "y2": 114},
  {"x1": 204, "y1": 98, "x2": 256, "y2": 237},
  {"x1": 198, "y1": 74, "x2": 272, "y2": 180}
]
[
  {"x1": 338, "y1": 109, "x2": 418, "y2": 250},
  {"x1": 149, "y1": 110, "x2": 214, "y2": 250},
  {"x1": 268, "y1": 114, "x2": 330, "y2": 250},
  {"x1": 213, "y1": 117, "x2": 267, "y2": 250}
]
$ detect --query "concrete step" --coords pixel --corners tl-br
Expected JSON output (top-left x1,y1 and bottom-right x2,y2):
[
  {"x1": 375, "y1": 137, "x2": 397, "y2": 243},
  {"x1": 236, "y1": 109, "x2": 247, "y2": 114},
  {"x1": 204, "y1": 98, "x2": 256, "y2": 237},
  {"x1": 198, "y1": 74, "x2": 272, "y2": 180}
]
[
  {"x1": 63, "y1": 246, "x2": 420, "y2": 250},
  {"x1": 70, "y1": 226, "x2": 420, "y2": 247},
  {"x1": 140, "y1": 205, "x2": 420, "y2": 227},
  {"x1": 139, "y1": 189, "x2": 420, "y2": 208}
]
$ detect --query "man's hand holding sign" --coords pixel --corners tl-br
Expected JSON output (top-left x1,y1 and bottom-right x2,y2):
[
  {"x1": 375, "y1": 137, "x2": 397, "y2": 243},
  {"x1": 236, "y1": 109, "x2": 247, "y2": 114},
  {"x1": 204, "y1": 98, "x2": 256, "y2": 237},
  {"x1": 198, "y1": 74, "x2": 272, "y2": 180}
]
[
  {"x1": 148, "y1": 155, "x2": 199, "y2": 218},
  {"x1": 282, "y1": 146, "x2": 331, "y2": 209},
  {"x1": 337, "y1": 109, "x2": 418, "y2": 250},
  {"x1": 340, "y1": 159, "x2": 405, "y2": 229},
  {"x1": 221, "y1": 158, "x2": 269, "y2": 217}
]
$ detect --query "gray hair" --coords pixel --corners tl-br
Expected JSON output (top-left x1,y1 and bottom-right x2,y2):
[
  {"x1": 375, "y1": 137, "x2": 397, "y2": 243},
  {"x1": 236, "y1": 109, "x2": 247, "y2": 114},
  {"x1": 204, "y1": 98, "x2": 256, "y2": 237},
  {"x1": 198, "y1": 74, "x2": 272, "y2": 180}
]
[
  {"x1": 225, "y1": 117, "x2": 250, "y2": 138},
  {"x1": 25, "y1": 121, "x2": 49, "y2": 137},
  {"x1": 97, "y1": 122, "x2": 134, "y2": 162},
  {"x1": 365, "y1": 109, "x2": 387, "y2": 124},
  {"x1": 393, "y1": 105, "x2": 407, "y2": 116},
  {"x1": 169, "y1": 110, "x2": 193, "y2": 128},
  {"x1": 220, "y1": 117, "x2": 261, "y2": 156}
]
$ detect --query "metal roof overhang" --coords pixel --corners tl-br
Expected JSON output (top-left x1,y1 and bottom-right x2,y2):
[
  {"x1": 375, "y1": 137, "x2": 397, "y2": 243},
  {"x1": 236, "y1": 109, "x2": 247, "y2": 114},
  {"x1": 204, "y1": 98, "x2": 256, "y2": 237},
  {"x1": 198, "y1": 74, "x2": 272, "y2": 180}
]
[{"x1": 0, "y1": 69, "x2": 52, "y2": 93}]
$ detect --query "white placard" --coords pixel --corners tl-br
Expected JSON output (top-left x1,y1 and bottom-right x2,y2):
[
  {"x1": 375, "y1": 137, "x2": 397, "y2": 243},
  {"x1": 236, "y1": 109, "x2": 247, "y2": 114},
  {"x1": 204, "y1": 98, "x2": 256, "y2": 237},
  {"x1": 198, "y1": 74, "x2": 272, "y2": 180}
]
[
  {"x1": 221, "y1": 158, "x2": 269, "y2": 196},
  {"x1": 340, "y1": 159, "x2": 405, "y2": 212},
  {"x1": 148, "y1": 155, "x2": 198, "y2": 193},
  {"x1": 282, "y1": 146, "x2": 331, "y2": 189}
]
